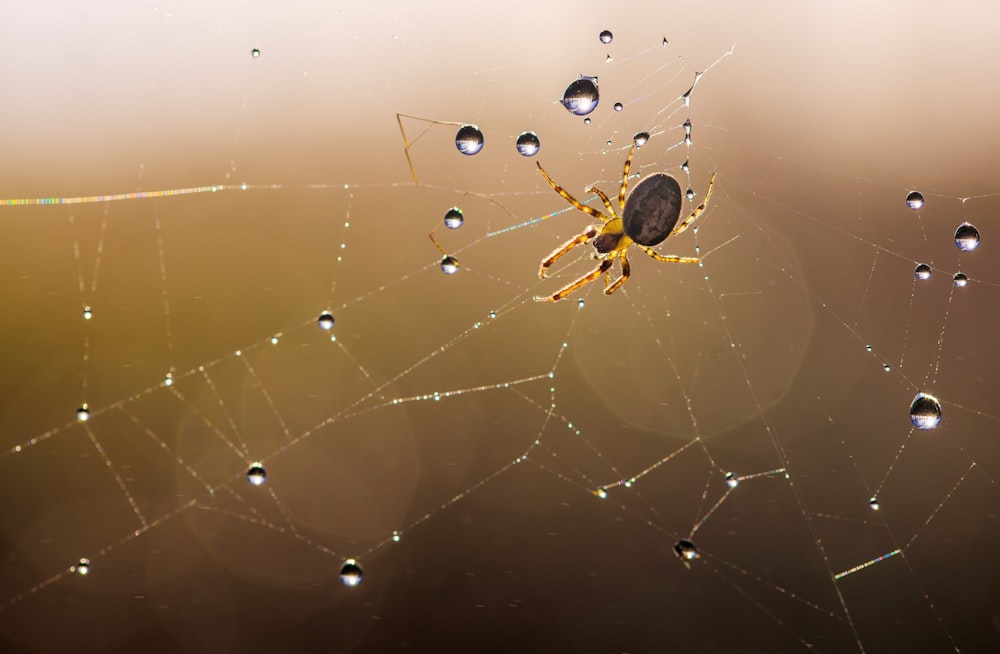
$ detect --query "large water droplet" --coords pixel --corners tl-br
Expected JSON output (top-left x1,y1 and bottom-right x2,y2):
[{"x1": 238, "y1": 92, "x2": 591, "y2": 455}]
[
  {"x1": 909, "y1": 392, "x2": 942, "y2": 430},
  {"x1": 562, "y1": 76, "x2": 599, "y2": 116},
  {"x1": 599, "y1": 30, "x2": 613, "y2": 44},
  {"x1": 440, "y1": 255, "x2": 460, "y2": 275},
  {"x1": 915, "y1": 263, "x2": 932, "y2": 280},
  {"x1": 515, "y1": 131, "x2": 540, "y2": 157},
  {"x1": 633, "y1": 132, "x2": 649, "y2": 147},
  {"x1": 455, "y1": 125, "x2": 484, "y2": 156},
  {"x1": 905, "y1": 191, "x2": 924, "y2": 210},
  {"x1": 340, "y1": 559, "x2": 363, "y2": 586},
  {"x1": 317, "y1": 311, "x2": 335, "y2": 330},
  {"x1": 953, "y1": 272, "x2": 968, "y2": 287},
  {"x1": 246, "y1": 462, "x2": 267, "y2": 486},
  {"x1": 444, "y1": 207, "x2": 464, "y2": 229},
  {"x1": 954, "y1": 222, "x2": 980, "y2": 252}
]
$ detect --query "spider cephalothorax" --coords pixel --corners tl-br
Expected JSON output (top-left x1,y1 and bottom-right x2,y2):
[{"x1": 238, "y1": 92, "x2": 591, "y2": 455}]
[{"x1": 534, "y1": 143, "x2": 715, "y2": 302}]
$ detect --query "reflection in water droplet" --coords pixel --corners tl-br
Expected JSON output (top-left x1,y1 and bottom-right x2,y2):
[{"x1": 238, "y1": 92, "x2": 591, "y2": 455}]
[
  {"x1": 455, "y1": 125, "x2": 484, "y2": 155},
  {"x1": 633, "y1": 132, "x2": 649, "y2": 147},
  {"x1": 954, "y1": 222, "x2": 980, "y2": 252},
  {"x1": 953, "y1": 272, "x2": 968, "y2": 287},
  {"x1": 317, "y1": 311, "x2": 335, "y2": 330},
  {"x1": 515, "y1": 131, "x2": 540, "y2": 157},
  {"x1": 444, "y1": 207, "x2": 464, "y2": 229},
  {"x1": 246, "y1": 462, "x2": 267, "y2": 486},
  {"x1": 674, "y1": 539, "x2": 699, "y2": 561},
  {"x1": 441, "y1": 255, "x2": 460, "y2": 275},
  {"x1": 340, "y1": 559, "x2": 363, "y2": 586},
  {"x1": 76, "y1": 404, "x2": 90, "y2": 423},
  {"x1": 909, "y1": 392, "x2": 942, "y2": 430},
  {"x1": 613, "y1": 102, "x2": 623, "y2": 112},
  {"x1": 599, "y1": 30, "x2": 613, "y2": 44},
  {"x1": 561, "y1": 76, "x2": 599, "y2": 116},
  {"x1": 905, "y1": 191, "x2": 924, "y2": 210},
  {"x1": 251, "y1": 48, "x2": 260, "y2": 58},
  {"x1": 915, "y1": 263, "x2": 932, "y2": 280}
]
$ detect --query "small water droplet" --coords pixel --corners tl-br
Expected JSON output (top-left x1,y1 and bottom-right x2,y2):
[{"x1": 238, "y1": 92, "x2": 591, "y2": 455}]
[
  {"x1": 954, "y1": 222, "x2": 980, "y2": 252},
  {"x1": 909, "y1": 392, "x2": 942, "y2": 430},
  {"x1": 562, "y1": 76, "x2": 599, "y2": 116},
  {"x1": 674, "y1": 539, "x2": 699, "y2": 562},
  {"x1": 613, "y1": 102, "x2": 623, "y2": 112},
  {"x1": 317, "y1": 311, "x2": 335, "y2": 330},
  {"x1": 577, "y1": 298, "x2": 585, "y2": 308},
  {"x1": 599, "y1": 30, "x2": 613, "y2": 44},
  {"x1": 725, "y1": 472, "x2": 739, "y2": 488},
  {"x1": 340, "y1": 559, "x2": 363, "y2": 586},
  {"x1": 270, "y1": 336, "x2": 279, "y2": 345},
  {"x1": 883, "y1": 364, "x2": 891, "y2": 372},
  {"x1": 75, "y1": 558, "x2": 90, "y2": 575},
  {"x1": 163, "y1": 372, "x2": 174, "y2": 386},
  {"x1": 915, "y1": 263, "x2": 932, "y2": 280},
  {"x1": 683, "y1": 118, "x2": 692, "y2": 134},
  {"x1": 583, "y1": 117, "x2": 591, "y2": 125},
  {"x1": 246, "y1": 462, "x2": 267, "y2": 486},
  {"x1": 869, "y1": 497, "x2": 880, "y2": 511},
  {"x1": 455, "y1": 125, "x2": 484, "y2": 155},
  {"x1": 444, "y1": 207, "x2": 464, "y2": 229},
  {"x1": 685, "y1": 188, "x2": 695, "y2": 201},
  {"x1": 905, "y1": 191, "x2": 924, "y2": 210},
  {"x1": 953, "y1": 272, "x2": 968, "y2": 287},
  {"x1": 865, "y1": 344, "x2": 873, "y2": 352},
  {"x1": 76, "y1": 404, "x2": 90, "y2": 423},
  {"x1": 515, "y1": 131, "x2": 540, "y2": 157},
  {"x1": 633, "y1": 132, "x2": 649, "y2": 147},
  {"x1": 82, "y1": 306, "x2": 93, "y2": 320},
  {"x1": 251, "y1": 48, "x2": 260, "y2": 58},
  {"x1": 488, "y1": 310, "x2": 497, "y2": 319},
  {"x1": 440, "y1": 255, "x2": 460, "y2": 275},
  {"x1": 680, "y1": 160, "x2": 689, "y2": 173}
]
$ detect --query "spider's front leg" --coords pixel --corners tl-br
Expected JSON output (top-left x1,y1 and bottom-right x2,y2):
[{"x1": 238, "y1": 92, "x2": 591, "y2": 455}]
[
  {"x1": 534, "y1": 258, "x2": 614, "y2": 302},
  {"x1": 539, "y1": 225, "x2": 598, "y2": 279}
]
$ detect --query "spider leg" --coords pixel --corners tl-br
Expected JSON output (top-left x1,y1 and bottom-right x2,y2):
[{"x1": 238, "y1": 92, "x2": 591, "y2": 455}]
[
  {"x1": 619, "y1": 143, "x2": 638, "y2": 211},
  {"x1": 539, "y1": 225, "x2": 599, "y2": 279},
  {"x1": 640, "y1": 246, "x2": 700, "y2": 264},
  {"x1": 604, "y1": 250, "x2": 631, "y2": 295},
  {"x1": 585, "y1": 186, "x2": 618, "y2": 219},
  {"x1": 670, "y1": 171, "x2": 716, "y2": 236},
  {"x1": 537, "y1": 162, "x2": 609, "y2": 223},
  {"x1": 535, "y1": 258, "x2": 613, "y2": 302}
]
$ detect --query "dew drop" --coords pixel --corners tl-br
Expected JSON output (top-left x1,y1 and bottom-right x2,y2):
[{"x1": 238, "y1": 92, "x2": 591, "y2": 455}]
[
  {"x1": 599, "y1": 29, "x2": 613, "y2": 44},
  {"x1": 914, "y1": 263, "x2": 932, "y2": 280},
  {"x1": 953, "y1": 272, "x2": 968, "y2": 287},
  {"x1": 954, "y1": 222, "x2": 980, "y2": 252},
  {"x1": 82, "y1": 306, "x2": 93, "y2": 320},
  {"x1": 455, "y1": 125, "x2": 484, "y2": 156},
  {"x1": 246, "y1": 462, "x2": 267, "y2": 486},
  {"x1": 613, "y1": 102, "x2": 623, "y2": 112},
  {"x1": 317, "y1": 311, "x2": 335, "y2": 330},
  {"x1": 340, "y1": 559, "x2": 363, "y2": 586},
  {"x1": 561, "y1": 76, "x2": 599, "y2": 116},
  {"x1": 869, "y1": 497, "x2": 880, "y2": 511},
  {"x1": 909, "y1": 392, "x2": 942, "y2": 430},
  {"x1": 674, "y1": 539, "x2": 699, "y2": 562},
  {"x1": 251, "y1": 48, "x2": 260, "y2": 58},
  {"x1": 440, "y1": 255, "x2": 461, "y2": 275},
  {"x1": 444, "y1": 207, "x2": 464, "y2": 229},
  {"x1": 583, "y1": 117, "x2": 591, "y2": 125},
  {"x1": 75, "y1": 558, "x2": 90, "y2": 575},
  {"x1": 865, "y1": 344, "x2": 873, "y2": 352},
  {"x1": 76, "y1": 404, "x2": 90, "y2": 423},
  {"x1": 515, "y1": 131, "x2": 540, "y2": 157},
  {"x1": 680, "y1": 160, "x2": 689, "y2": 173},
  {"x1": 633, "y1": 132, "x2": 649, "y2": 147},
  {"x1": 725, "y1": 472, "x2": 739, "y2": 488},
  {"x1": 905, "y1": 191, "x2": 924, "y2": 210},
  {"x1": 577, "y1": 298, "x2": 585, "y2": 308},
  {"x1": 683, "y1": 118, "x2": 692, "y2": 135},
  {"x1": 883, "y1": 364, "x2": 891, "y2": 372},
  {"x1": 163, "y1": 372, "x2": 174, "y2": 387},
  {"x1": 685, "y1": 189, "x2": 695, "y2": 201}
]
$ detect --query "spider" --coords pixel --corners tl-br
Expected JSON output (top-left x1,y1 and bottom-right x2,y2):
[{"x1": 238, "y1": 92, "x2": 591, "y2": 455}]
[{"x1": 534, "y1": 143, "x2": 715, "y2": 302}]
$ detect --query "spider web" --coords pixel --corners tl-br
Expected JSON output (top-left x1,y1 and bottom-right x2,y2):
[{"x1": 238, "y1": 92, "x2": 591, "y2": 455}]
[{"x1": 1, "y1": 2, "x2": 999, "y2": 652}]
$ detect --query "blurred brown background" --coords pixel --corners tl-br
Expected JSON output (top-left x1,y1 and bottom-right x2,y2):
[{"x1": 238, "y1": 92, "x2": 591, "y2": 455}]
[{"x1": 0, "y1": 1, "x2": 998, "y2": 652}]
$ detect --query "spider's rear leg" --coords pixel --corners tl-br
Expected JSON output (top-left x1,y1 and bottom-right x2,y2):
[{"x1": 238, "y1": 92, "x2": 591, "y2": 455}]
[
  {"x1": 539, "y1": 225, "x2": 598, "y2": 279},
  {"x1": 534, "y1": 258, "x2": 614, "y2": 303},
  {"x1": 670, "y1": 172, "x2": 716, "y2": 237},
  {"x1": 604, "y1": 251, "x2": 631, "y2": 295},
  {"x1": 640, "y1": 246, "x2": 700, "y2": 265}
]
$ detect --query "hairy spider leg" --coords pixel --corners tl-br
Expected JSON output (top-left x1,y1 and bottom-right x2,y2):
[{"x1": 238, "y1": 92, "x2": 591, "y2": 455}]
[
  {"x1": 586, "y1": 186, "x2": 619, "y2": 219},
  {"x1": 670, "y1": 172, "x2": 717, "y2": 236},
  {"x1": 535, "y1": 259, "x2": 614, "y2": 302},
  {"x1": 536, "y1": 163, "x2": 610, "y2": 223},
  {"x1": 619, "y1": 143, "x2": 638, "y2": 209},
  {"x1": 604, "y1": 251, "x2": 631, "y2": 295},
  {"x1": 640, "y1": 247, "x2": 700, "y2": 264},
  {"x1": 539, "y1": 225, "x2": 599, "y2": 279}
]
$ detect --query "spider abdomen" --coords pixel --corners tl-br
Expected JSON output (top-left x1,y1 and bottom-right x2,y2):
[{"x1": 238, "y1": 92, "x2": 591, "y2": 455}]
[{"x1": 621, "y1": 173, "x2": 683, "y2": 246}]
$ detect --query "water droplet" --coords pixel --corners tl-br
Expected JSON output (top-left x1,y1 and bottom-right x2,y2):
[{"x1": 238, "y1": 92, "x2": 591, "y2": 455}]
[
  {"x1": 685, "y1": 189, "x2": 695, "y2": 201},
  {"x1": 163, "y1": 372, "x2": 174, "y2": 387},
  {"x1": 674, "y1": 539, "x2": 699, "y2": 562},
  {"x1": 75, "y1": 558, "x2": 90, "y2": 575},
  {"x1": 725, "y1": 472, "x2": 739, "y2": 488},
  {"x1": 441, "y1": 207, "x2": 465, "y2": 230},
  {"x1": 599, "y1": 30, "x2": 613, "y2": 44},
  {"x1": 246, "y1": 462, "x2": 267, "y2": 486},
  {"x1": 455, "y1": 125, "x2": 484, "y2": 156},
  {"x1": 633, "y1": 132, "x2": 649, "y2": 147},
  {"x1": 865, "y1": 344, "x2": 873, "y2": 352},
  {"x1": 488, "y1": 310, "x2": 497, "y2": 319},
  {"x1": 561, "y1": 76, "x2": 599, "y2": 116},
  {"x1": 953, "y1": 272, "x2": 968, "y2": 287},
  {"x1": 76, "y1": 404, "x2": 90, "y2": 423},
  {"x1": 316, "y1": 311, "x2": 335, "y2": 331},
  {"x1": 613, "y1": 102, "x2": 623, "y2": 112},
  {"x1": 82, "y1": 306, "x2": 93, "y2": 320},
  {"x1": 577, "y1": 298, "x2": 585, "y2": 308},
  {"x1": 869, "y1": 497, "x2": 880, "y2": 511},
  {"x1": 683, "y1": 118, "x2": 692, "y2": 134},
  {"x1": 883, "y1": 364, "x2": 891, "y2": 372},
  {"x1": 680, "y1": 160, "x2": 689, "y2": 173},
  {"x1": 515, "y1": 131, "x2": 540, "y2": 157},
  {"x1": 340, "y1": 558, "x2": 363, "y2": 586},
  {"x1": 915, "y1": 263, "x2": 932, "y2": 280},
  {"x1": 583, "y1": 117, "x2": 591, "y2": 125},
  {"x1": 270, "y1": 336, "x2": 279, "y2": 345},
  {"x1": 954, "y1": 222, "x2": 980, "y2": 252},
  {"x1": 251, "y1": 48, "x2": 260, "y2": 58},
  {"x1": 440, "y1": 255, "x2": 460, "y2": 275},
  {"x1": 905, "y1": 191, "x2": 924, "y2": 210},
  {"x1": 909, "y1": 392, "x2": 942, "y2": 430}
]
